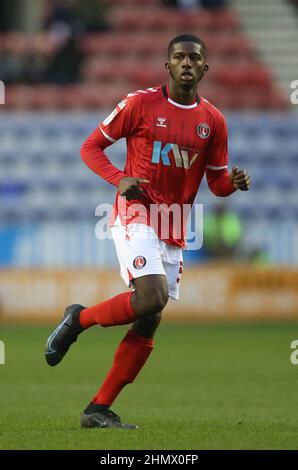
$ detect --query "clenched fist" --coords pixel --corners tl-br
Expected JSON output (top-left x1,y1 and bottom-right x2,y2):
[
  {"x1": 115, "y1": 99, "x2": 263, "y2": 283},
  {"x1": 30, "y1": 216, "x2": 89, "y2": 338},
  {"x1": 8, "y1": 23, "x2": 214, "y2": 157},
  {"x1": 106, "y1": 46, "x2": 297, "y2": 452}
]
[{"x1": 230, "y1": 166, "x2": 251, "y2": 191}]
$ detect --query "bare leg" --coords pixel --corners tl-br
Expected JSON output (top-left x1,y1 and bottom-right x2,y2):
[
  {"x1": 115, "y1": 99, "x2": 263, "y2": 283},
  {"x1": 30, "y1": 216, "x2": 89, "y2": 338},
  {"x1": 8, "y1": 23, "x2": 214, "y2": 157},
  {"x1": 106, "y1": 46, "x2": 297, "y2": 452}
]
[{"x1": 131, "y1": 311, "x2": 162, "y2": 339}]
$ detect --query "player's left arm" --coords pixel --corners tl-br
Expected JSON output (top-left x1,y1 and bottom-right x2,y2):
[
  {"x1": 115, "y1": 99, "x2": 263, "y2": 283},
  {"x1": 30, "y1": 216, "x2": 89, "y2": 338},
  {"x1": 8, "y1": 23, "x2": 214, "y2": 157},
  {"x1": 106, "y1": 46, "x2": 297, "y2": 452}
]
[
  {"x1": 206, "y1": 165, "x2": 251, "y2": 196},
  {"x1": 206, "y1": 111, "x2": 251, "y2": 196},
  {"x1": 229, "y1": 166, "x2": 251, "y2": 191}
]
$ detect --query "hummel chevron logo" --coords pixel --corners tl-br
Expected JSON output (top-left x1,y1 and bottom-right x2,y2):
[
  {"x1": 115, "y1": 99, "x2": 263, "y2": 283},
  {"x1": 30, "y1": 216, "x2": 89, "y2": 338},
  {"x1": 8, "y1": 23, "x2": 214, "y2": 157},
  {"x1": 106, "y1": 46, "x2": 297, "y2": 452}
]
[{"x1": 156, "y1": 117, "x2": 167, "y2": 127}]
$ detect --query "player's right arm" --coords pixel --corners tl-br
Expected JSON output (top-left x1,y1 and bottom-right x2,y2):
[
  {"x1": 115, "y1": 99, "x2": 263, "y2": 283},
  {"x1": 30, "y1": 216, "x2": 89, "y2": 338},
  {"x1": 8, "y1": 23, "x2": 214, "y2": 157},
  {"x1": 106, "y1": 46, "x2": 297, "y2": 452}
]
[
  {"x1": 81, "y1": 127, "x2": 126, "y2": 187},
  {"x1": 80, "y1": 94, "x2": 149, "y2": 199}
]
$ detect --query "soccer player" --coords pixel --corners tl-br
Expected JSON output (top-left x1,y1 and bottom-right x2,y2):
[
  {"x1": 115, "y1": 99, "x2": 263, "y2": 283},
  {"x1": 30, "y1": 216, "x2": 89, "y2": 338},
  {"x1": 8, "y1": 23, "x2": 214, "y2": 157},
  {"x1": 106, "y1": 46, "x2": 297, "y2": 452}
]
[{"x1": 45, "y1": 34, "x2": 251, "y2": 429}]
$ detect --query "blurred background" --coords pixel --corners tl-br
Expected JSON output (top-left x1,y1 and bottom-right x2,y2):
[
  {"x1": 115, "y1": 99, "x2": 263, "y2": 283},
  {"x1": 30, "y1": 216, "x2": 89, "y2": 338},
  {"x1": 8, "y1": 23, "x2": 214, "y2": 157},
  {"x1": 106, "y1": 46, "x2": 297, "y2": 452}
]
[{"x1": 0, "y1": 0, "x2": 298, "y2": 322}]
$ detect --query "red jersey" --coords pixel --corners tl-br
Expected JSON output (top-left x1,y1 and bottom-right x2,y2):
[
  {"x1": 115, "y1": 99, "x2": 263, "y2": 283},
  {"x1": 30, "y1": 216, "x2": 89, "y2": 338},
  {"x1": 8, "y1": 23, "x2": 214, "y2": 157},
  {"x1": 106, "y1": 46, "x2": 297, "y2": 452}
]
[{"x1": 82, "y1": 85, "x2": 235, "y2": 248}]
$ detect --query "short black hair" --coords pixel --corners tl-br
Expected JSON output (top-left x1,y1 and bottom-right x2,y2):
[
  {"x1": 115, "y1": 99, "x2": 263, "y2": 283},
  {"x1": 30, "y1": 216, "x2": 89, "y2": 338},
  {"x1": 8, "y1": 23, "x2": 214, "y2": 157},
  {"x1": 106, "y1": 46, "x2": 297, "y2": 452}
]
[{"x1": 168, "y1": 34, "x2": 207, "y2": 59}]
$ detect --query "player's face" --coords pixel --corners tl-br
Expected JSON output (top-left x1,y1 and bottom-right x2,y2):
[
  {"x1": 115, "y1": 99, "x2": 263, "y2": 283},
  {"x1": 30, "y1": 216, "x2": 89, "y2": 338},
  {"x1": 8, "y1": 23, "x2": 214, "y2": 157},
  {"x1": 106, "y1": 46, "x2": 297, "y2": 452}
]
[{"x1": 166, "y1": 42, "x2": 208, "y2": 89}]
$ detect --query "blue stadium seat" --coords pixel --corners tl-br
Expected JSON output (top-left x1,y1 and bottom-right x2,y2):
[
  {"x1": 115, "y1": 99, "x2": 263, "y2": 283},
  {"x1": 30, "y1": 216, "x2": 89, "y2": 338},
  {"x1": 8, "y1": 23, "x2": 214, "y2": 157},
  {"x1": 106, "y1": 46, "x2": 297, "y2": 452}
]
[{"x1": 0, "y1": 113, "x2": 297, "y2": 231}]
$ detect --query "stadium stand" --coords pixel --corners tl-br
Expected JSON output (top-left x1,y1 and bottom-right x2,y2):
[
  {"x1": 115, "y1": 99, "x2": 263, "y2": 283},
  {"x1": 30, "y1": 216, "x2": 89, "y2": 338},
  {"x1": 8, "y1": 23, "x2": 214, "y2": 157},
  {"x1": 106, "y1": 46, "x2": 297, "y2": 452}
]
[
  {"x1": 1, "y1": 0, "x2": 288, "y2": 109},
  {"x1": 230, "y1": 0, "x2": 298, "y2": 96},
  {"x1": 0, "y1": 112, "x2": 298, "y2": 265},
  {"x1": 0, "y1": 0, "x2": 297, "y2": 266}
]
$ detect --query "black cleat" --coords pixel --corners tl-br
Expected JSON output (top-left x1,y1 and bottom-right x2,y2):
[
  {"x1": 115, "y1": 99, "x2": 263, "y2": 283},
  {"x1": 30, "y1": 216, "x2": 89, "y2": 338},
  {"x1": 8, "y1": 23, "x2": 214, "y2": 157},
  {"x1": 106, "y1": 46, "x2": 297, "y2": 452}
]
[
  {"x1": 80, "y1": 403, "x2": 138, "y2": 429},
  {"x1": 45, "y1": 304, "x2": 85, "y2": 367}
]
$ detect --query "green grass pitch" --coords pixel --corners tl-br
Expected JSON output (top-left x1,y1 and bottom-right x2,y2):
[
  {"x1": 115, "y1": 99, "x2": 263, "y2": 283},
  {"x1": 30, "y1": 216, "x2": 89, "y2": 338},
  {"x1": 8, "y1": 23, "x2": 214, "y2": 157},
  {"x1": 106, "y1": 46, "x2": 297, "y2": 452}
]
[{"x1": 1, "y1": 322, "x2": 298, "y2": 450}]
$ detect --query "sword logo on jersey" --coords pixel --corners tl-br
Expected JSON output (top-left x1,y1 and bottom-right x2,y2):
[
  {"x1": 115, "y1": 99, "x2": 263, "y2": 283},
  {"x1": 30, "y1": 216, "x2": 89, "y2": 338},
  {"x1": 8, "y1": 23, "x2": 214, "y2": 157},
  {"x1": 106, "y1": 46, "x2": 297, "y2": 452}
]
[
  {"x1": 156, "y1": 117, "x2": 167, "y2": 128},
  {"x1": 151, "y1": 141, "x2": 199, "y2": 169}
]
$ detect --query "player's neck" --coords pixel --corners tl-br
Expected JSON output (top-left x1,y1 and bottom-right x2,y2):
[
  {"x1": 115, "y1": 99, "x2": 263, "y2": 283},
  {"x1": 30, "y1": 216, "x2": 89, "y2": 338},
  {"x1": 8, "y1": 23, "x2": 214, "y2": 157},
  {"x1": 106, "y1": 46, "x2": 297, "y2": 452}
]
[{"x1": 167, "y1": 82, "x2": 197, "y2": 106}]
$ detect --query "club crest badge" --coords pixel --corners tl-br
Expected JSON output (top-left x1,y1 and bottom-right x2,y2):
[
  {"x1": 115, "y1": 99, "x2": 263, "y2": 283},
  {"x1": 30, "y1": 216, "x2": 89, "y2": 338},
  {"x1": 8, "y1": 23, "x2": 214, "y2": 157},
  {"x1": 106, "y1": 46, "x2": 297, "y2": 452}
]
[
  {"x1": 133, "y1": 256, "x2": 146, "y2": 269},
  {"x1": 197, "y1": 123, "x2": 210, "y2": 139}
]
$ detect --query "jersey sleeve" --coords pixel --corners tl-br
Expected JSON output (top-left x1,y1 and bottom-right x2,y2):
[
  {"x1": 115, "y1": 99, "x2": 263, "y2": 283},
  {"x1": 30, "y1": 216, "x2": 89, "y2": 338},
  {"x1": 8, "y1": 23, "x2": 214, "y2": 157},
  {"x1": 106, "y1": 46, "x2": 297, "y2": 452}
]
[
  {"x1": 99, "y1": 93, "x2": 141, "y2": 143},
  {"x1": 206, "y1": 111, "x2": 229, "y2": 170}
]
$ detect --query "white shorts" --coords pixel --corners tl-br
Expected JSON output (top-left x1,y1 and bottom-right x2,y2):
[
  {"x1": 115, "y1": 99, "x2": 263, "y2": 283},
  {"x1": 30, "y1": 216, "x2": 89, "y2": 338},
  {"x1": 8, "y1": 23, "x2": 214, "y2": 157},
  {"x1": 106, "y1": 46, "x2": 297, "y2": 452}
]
[{"x1": 111, "y1": 219, "x2": 183, "y2": 300}]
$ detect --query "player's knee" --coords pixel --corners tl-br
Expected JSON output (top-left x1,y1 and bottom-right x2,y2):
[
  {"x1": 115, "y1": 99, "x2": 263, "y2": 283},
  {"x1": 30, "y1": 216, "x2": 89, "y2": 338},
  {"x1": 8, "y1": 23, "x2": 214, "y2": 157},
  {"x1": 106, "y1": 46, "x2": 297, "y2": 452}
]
[
  {"x1": 145, "y1": 311, "x2": 163, "y2": 328},
  {"x1": 132, "y1": 311, "x2": 162, "y2": 338},
  {"x1": 152, "y1": 311, "x2": 162, "y2": 327},
  {"x1": 132, "y1": 275, "x2": 169, "y2": 318},
  {"x1": 137, "y1": 287, "x2": 168, "y2": 317},
  {"x1": 152, "y1": 291, "x2": 168, "y2": 315}
]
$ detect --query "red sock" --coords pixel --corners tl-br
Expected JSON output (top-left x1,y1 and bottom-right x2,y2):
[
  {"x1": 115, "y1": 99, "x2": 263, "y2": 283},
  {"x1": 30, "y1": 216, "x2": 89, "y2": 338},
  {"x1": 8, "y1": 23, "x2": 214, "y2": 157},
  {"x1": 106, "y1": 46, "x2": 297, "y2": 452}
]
[
  {"x1": 79, "y1": 291, "x2": 135, "y2": 329},
  {"x1": 92, "y1": 330, "x2": 154, "y2": 406}
]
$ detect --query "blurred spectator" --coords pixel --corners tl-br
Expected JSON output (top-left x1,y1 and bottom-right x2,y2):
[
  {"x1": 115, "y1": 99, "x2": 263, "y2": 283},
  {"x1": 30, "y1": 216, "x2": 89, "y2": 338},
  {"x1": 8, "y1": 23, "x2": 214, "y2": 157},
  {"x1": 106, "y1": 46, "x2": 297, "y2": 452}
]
[
  {"x1": 0, "y1": 47, "x2": 46, "y2": 84},
  {"x1": 45, "y1": 33, "x2": 82, "y2": 84},
  {"x1": 203, "y1": 203, "x2": 243, "y2": 260},
  {"x1": 248, "y1": 247, "x2": 270, "y2": 266},
  {"x1": 45, "y1": 0, "x2": 109, "y2": 33},
  {"x1": 165, "y1": 0, "x2": 200, "y2": 10},
  {"x1": 164, "y1": 0, "x2": 226, "y2": 9},
  {"x1": 0, "y1": 0, "x2": 20, "y2": 32},
  {"x1": 22, "y1": 52, "x2": 47, "y2": 84},
  {"x1": 0, "y1": 29, "x2": 81, "y2": 85},
  {"x1": 0, "y1": 1, "x2": 8, "y2": 31},
  {"x1": 0, "y1": 53, "x2": 24, "y2": 84},
  {"x1": 201, "y1": 0, "x2": 226, "y2": 7}
]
